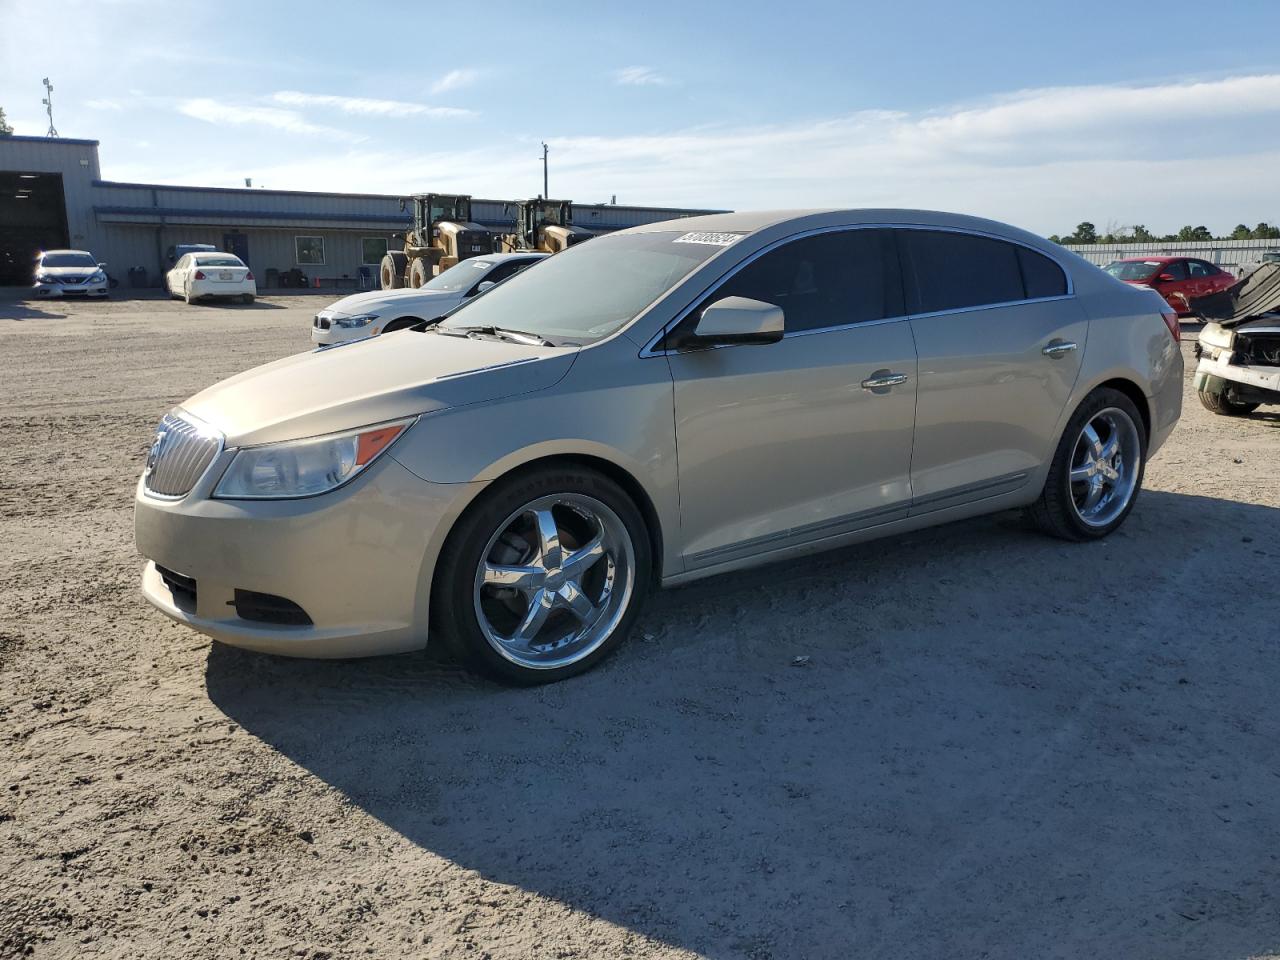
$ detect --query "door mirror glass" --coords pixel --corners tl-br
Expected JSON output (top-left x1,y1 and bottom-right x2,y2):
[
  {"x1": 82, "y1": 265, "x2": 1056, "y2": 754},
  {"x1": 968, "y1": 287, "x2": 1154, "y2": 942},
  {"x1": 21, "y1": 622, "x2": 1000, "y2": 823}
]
[
  {"x1": 1157, "y1": 273, "x2": 1176, "y2": 282},
  {"x1": 693, "y1": 296, "x2": 785, "y2": 345}
]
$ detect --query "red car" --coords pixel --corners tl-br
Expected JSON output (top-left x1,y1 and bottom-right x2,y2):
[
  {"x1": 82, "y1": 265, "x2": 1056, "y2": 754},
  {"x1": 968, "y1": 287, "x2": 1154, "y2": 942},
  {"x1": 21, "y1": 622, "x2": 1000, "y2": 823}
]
[{"x1": 1103, "y1": 256, "x2": 1236, "y2": 316}]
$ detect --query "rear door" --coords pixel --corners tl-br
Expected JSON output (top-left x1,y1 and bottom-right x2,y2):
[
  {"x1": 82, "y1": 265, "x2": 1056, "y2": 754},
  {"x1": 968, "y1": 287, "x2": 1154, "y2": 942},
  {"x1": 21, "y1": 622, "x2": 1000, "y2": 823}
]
[
  {"x1": 666, "y1": 228, "x2": 918, "y2": 569},
  {"x1": 898, "y1": 228, "x2": 1087, "y2": 513}
]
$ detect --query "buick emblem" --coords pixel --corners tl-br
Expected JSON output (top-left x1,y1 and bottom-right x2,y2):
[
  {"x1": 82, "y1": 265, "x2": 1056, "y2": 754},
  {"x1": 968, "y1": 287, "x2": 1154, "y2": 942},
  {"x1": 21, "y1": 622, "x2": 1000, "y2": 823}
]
[{"x1": 144, "y1": 430, "x2": 166, "y2": 477}]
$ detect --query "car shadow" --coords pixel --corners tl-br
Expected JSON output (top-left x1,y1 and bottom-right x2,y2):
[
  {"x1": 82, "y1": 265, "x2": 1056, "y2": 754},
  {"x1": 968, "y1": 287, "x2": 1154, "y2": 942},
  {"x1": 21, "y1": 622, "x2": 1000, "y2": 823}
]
[
  {"x1": 205, "y1": 490, "x2": 1280, "y2": 959},
  {"x1": 0, "y1": 301, "x2": 69, "y2": 321}
]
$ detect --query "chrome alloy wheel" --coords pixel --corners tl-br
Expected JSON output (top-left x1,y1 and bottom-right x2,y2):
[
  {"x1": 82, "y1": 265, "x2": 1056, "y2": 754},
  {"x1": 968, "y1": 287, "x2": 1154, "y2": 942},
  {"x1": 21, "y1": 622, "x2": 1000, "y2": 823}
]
[
  {"x1": 1069, "y1": 407, "x2": 1142, "y2": 528},
  {"x1": 472, "y1": 493, "x2": 636, "y2": 670}
]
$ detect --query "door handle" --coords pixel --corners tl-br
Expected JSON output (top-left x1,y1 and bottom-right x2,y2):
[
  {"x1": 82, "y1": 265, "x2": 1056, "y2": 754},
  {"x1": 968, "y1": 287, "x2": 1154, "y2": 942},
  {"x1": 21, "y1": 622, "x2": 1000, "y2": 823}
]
[
  {"x1": 860, "y1": 371, "x2": 909, "y2": 390},
  {"x1": 1042, "y1": 340, "x2": 1078, "y2": 358}
]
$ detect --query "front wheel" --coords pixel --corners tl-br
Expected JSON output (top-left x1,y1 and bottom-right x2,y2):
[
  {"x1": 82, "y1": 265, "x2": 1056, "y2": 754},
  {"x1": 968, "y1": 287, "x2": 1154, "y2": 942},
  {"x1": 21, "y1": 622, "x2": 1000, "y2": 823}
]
[
  {"x1": 1029, "y1": 388, "x2": 1147, "y2": 541},
  {"x1": 379, "y1": 316, "x2": 422, "y2": 335},
  {"x1": 1197, "y1": 378, "x2": 1259, "y2": 416},
  {"x1": 433, "y1": 465, "x2": 652, "y2": 685}
]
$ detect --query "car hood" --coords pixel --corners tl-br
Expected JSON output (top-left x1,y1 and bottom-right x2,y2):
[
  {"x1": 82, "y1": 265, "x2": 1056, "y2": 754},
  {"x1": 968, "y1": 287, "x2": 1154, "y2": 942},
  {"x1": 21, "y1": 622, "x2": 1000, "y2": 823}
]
[
  {"x1": 321, "y1": 287, "x2": 458, "y2": 318},
  {"x1": 180, "y1": 331, "x2": 578, "y2": 447}
]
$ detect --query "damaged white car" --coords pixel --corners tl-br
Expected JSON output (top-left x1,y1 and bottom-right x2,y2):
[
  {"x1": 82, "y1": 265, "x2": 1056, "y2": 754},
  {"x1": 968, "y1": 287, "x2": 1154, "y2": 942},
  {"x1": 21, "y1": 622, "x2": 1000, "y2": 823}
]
[{"x1": 1191, "y1": 262, "x2": 1280, "y2": 415}]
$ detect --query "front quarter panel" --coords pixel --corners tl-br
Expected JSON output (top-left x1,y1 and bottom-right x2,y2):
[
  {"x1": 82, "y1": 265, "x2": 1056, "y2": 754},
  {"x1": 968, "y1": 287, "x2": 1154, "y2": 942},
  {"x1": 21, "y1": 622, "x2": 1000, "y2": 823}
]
[{"x1": 389, "y1": 335, "x2": 682, "y2": 576}]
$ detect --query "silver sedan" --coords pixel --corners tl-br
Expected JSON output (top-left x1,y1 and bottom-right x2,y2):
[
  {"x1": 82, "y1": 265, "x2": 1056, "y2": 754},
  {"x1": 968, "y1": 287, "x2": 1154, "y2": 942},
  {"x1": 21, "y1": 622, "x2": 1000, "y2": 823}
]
[{"x1": 135, "y1": 209, "x2": 1183, "y2": 684}]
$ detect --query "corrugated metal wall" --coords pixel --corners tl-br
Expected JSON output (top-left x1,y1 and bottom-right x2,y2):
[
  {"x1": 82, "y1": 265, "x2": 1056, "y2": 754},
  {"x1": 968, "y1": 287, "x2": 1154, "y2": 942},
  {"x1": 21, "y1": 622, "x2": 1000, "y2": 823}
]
[{"x1": 1062, "y1": 238, "x2": 1280, "y2": 271}]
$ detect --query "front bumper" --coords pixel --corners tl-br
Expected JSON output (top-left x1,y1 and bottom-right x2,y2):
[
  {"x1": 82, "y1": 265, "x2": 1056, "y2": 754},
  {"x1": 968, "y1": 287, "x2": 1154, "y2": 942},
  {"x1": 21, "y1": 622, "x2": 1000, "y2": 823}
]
[
  {"x1": 135, "y1": 452, "x2": 476, "y2": 658},
  {"x1": 33, "y1": 281, "x2": 108, "y2": 298},
  {"x1": 1195, "y1": 355, "x2": 1280, "y2": 395}
]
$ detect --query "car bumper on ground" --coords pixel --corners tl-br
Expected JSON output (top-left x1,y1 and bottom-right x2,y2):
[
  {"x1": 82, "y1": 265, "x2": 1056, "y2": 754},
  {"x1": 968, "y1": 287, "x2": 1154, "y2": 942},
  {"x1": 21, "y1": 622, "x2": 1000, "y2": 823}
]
[
  {"x1": 1195, "y1": 355, "x2": 1280, "y2": 393},
  {"x1": 33, "y1": 281, "x2": 108, "y2": 298},
  {"x1": 135, "y1": 453, "x2": 475, "y2": 658}
]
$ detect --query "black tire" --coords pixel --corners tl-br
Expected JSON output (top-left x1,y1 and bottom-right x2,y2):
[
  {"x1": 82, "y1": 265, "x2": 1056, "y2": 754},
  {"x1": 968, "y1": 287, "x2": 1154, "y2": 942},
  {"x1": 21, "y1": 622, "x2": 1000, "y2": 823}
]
[
  {"x1": 407, "y1": 258, "x2": 430, "y2": 289},
  {"x1": 242, "y1": 294, "x2": 255, "y2": 305},
  {"x1": 1028, "y1": 387, "x2": 1147, "y2": 541},
  {"x1": 433, "y1": 464, "x2": 652, "y2": 686},
  {"x1": 1197, "y1": 377, "x2": 1259, "y2": 416},
  {"x1": 380, "y1": 315, "x2": 422, "y2": 335},
  {"x1": 380, "y1": 252, "x2": 407, "y2": 289}
]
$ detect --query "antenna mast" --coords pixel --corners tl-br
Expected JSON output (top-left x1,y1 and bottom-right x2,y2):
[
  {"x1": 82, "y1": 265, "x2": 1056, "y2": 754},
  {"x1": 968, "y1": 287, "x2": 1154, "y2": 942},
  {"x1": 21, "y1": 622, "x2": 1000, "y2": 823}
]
[{"x1": 42, "y1": 77, "x2": 58, "y2": 137}]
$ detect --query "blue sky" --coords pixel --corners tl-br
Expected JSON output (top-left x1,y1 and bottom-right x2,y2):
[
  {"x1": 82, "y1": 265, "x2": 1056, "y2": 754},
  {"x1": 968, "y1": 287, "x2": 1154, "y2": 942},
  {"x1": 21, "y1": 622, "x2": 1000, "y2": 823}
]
[{"x1": 4, "y1": 0, "x2": 1280, "y2": 234}]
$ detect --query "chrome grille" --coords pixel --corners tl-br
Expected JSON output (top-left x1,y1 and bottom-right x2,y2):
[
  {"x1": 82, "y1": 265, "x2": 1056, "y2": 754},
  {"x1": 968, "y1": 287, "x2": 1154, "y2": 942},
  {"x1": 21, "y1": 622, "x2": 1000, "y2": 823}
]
[{"x1": 143, "y1": 413, "x2": 223, "y2": 498}]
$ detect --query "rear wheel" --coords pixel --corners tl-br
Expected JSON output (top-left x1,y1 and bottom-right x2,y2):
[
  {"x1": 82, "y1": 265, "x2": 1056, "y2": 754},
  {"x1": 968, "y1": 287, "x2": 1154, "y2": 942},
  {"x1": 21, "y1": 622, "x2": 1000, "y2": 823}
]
[
  {"x1": 1197, "y1": 376, "x2": 1259, "y2": 416},
  {"x1": 241, "y1": 294, "x2": 255, "y2": 304},
  {"x1": 433, "y1": 465, "x2": 651, "y2": 685},
  {"x1": 380, "y1": 252, "x2": 407, "y2": 289},
  {"x1": 1029, "y1": 388, "x2": 1147, "y2": 541}
]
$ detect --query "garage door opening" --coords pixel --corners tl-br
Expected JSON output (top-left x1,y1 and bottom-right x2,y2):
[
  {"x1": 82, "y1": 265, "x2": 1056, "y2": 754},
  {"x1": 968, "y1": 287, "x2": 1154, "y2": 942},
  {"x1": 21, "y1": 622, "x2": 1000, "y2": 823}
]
[{"x1": 0, "y1": 171, "x2": 69, "y2": 285}]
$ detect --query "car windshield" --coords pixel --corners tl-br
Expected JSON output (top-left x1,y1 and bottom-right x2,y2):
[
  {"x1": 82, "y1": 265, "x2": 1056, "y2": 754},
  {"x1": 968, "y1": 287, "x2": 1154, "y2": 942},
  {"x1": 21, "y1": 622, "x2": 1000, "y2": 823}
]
[
  {"x1": 194, "y1": 256, "x2": 244, "y2": 267},
  {"x1": 1104, "y1": 260, "x2": 1163, "y2": 281},
  {"x1": 424, "y1": 258, "x2": 494, "y2": 293},
  {"x1": 436, "y1": 231, "x2": 742, "y2": 342},
  {"x1": 41, "y1": 252, "x2": 97, "y2": 268}
]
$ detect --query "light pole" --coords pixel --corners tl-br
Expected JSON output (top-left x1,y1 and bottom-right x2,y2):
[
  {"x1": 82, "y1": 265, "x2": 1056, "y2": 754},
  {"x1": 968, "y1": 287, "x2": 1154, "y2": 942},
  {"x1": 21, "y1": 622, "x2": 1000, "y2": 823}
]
[{"x1": 540, "y1": 141, "x2": 549, "y2": 198}]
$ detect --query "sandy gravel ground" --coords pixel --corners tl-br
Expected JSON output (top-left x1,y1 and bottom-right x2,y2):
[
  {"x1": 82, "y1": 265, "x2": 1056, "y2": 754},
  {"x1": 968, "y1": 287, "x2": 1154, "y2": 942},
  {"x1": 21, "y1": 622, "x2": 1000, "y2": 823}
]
[{"x1": 1, "y1": 292, "x2": 1279, "y2": 960}]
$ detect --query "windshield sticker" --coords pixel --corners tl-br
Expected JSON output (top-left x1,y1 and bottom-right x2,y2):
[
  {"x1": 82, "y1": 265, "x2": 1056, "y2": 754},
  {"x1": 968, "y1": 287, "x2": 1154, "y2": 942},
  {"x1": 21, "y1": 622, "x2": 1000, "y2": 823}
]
[{"x1": 673, "y1": 231, "x2": 743, "y2": 246}]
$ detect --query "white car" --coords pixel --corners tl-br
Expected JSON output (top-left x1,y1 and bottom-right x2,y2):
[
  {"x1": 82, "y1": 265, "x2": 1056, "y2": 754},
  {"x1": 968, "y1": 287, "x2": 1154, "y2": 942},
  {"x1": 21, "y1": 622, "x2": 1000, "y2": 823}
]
[
  {"x1": 311, "y1": 253, "x2": 546, "y2": 345},
  {"x1": 33, "y1": 249, "x2": 109, "y2": 298},
  {"x1": 166, "y1": 252, "x2": 256, "y2": 304}
]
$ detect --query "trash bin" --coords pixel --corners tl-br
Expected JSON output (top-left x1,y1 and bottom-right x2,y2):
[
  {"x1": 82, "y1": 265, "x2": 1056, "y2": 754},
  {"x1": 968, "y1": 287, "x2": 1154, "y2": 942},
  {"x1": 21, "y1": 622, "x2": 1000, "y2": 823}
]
[
  {"x1": 127, "y1": 266, "x2": 147, "y2": 289},
  {"x1": 265, "y1": 268, "x2": 279, "y2": 289}
]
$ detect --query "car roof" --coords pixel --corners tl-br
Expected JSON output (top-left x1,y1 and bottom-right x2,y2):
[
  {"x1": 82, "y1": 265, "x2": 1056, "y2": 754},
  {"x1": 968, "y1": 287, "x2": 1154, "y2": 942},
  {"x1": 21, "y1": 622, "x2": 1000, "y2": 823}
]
[
  {"x1": 40, "y1": 249, "x2": 95, "y2": 257},
  {"x1": 1113, "y1": 255, "x2": 1178, "y2": 263},
  {"x1": 472, "y1": 252, "x2": 548, "y2": 262},
  {"x1": 191, "y1": 252, "x2": 243, "y2": 260}
]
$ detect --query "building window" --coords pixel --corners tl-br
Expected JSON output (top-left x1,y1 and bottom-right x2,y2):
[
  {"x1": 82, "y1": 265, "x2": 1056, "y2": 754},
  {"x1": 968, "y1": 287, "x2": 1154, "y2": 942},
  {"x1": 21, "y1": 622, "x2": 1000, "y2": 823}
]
[
  {"x1": 295, "y1": 236, "x2": 325, "y2": 265},
  {"x1": 361, "y1": 237, "x2": 390, "y2": 265}
]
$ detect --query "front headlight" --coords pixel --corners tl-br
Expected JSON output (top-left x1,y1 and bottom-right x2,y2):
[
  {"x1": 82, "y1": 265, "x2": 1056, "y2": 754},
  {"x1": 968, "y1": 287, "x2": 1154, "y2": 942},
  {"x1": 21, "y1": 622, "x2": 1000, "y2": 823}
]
[
  {"x1": 90, "y1": 271, "x2": 106, "y2": 283},
  {"x1": 213, "y1": 419, "x2": 415, "y2": 499},
  {"x1": 333, "y1": 313, "x2": 378, "y2": 329},
  {"x1": 36, "y1": 274, "x2": 55, "y2": 284}
]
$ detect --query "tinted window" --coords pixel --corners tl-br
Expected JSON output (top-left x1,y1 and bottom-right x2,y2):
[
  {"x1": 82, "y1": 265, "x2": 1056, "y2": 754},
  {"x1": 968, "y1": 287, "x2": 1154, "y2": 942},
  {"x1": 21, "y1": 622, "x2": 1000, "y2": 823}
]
[
  {"x1": 1017, "y1": 247, "x2": 1068, "y2": 298},
  {"x1": 1104, "y1": 260, "x2": 1162, "y2": 281},
  {"x1": 1187, "y1": 260, "x2": 1215, "y2": 277},
  {"x1": 1163, "y1": 260, "x2": 1188, "y2": 280},
  {"x1": 680, "y1": 229, "x2": 897, "y2": 341},
  {"x1": 902, "y1": 230, "x2": 1024, "y2": 313}
]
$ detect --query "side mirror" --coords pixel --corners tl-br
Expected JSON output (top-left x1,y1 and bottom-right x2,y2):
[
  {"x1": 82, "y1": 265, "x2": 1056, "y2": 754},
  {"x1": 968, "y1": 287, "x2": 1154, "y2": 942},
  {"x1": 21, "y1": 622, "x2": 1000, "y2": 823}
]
[
  {"x1": 1157, "y1": 273, "x2": 1177, "y2": 282},
  {"x1": 693, "y1": 296, "x2": 785, "y2": 345},
  {"x1": 477, "y1": 280, "x2": 495, "y2": 293},
  {"x1": 97, "y1": 262, "x2": 107, "y2": 269}
]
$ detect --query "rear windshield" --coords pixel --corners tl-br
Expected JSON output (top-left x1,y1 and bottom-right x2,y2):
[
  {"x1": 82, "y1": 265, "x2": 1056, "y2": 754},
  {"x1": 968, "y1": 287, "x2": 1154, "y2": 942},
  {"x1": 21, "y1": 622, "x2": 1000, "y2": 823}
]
[
  {"x1": 437, "y1": 230, "x2": 742, "y2": 342},
  {"x1": 41, "y1": 252, "x2": 97, "y2": 268},
  {"x1": 194, "y1": 256, "x2": 244, "y2": 267},
  {"x1": 1104, "y1": 260, "x2": 1162, "y2": 281}
]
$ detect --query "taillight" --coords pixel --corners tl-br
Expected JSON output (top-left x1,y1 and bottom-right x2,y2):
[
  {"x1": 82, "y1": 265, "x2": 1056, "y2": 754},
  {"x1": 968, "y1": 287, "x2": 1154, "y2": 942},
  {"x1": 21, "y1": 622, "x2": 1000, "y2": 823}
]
[
  {"x1": 1161, "y1": 309, "x2": 1180, "y2": 343},
  {"x1": 245, "y1": 271, "x2": 254, "y2": 281},
  {"x1": 194, "y1": 270, "x2": 206, "y2": 280}
]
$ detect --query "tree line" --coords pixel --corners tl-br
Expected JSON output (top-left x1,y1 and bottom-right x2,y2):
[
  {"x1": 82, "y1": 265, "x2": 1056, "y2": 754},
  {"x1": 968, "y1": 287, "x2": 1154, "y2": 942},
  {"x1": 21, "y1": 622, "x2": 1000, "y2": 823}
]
[{"x1": 1050, "y1": 221, "x2": 1280, "y2": 245}]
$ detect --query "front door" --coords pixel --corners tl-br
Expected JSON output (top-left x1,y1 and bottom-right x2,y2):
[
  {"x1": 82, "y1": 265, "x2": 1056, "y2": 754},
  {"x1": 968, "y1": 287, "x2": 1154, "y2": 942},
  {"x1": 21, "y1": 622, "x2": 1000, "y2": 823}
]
[
  {"x1": 898, "y1": 228, "x2": 1087, "y2": 512},
  {"x1": 223, "y1": 233, "x2": 249, "y2": 265},
  {"x1": 666, "y1": 229, "x2": 918, "y2": 570}
]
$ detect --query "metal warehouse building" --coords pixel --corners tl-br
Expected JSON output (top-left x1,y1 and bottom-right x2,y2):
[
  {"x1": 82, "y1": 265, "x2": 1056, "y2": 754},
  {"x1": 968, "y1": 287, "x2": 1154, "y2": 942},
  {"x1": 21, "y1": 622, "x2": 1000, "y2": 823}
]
[{"x1": 0, "y1": 135, "x2": 720, "y2": 288}]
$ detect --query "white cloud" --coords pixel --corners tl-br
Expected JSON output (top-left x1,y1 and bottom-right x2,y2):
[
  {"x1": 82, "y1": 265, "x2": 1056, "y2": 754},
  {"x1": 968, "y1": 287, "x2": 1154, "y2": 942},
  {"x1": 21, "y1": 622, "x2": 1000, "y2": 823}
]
[
  {"x1": 430, "y1": 69, "x2": 481, "y2": 95},
  {"x1": 85, "y1": 98, "x2": 124, "y2": 111},
  {"x1": 613, "y1": 66, "x2": 672, "y2": 87},
  {"x1": 177, "y1": 98, "x2": 362, "y2": 141},
  {"x1": 116, "y1": 74, "x2": 1280, "y2": 236},
  {"x1": 270, "y1": 91, "x2": 475, "y2": 119}
]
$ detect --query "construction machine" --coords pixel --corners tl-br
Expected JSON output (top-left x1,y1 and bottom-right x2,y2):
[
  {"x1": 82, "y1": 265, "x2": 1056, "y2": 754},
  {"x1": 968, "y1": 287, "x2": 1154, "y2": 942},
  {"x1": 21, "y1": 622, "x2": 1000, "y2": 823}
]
[
  {"x1": 380, "y1": 193, "x2": 494, "y2": 289},
  {"x1": 497, "y1": 199, "x2": 596, "y2": 254}
]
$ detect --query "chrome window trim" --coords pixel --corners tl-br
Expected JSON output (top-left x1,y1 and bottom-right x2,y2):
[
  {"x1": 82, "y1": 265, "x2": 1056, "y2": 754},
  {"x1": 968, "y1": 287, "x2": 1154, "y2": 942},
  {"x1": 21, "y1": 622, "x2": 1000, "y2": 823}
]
[{"x1": 639, "y1": 221, "x2": 1075, "y2": 358}]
